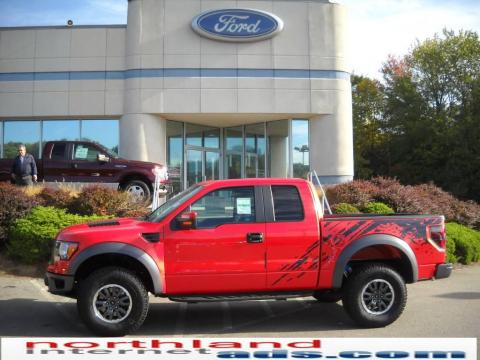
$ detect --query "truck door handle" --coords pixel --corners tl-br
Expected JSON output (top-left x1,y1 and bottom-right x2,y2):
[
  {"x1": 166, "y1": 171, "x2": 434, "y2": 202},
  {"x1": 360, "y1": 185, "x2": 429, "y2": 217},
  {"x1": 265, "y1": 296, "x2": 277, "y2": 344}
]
[
  {"x1": 247, "y1": 232, "x2": 263, "y2": 243},
  {"x1": 71, "y1": 163, "x2": 78, "y2": 169}
]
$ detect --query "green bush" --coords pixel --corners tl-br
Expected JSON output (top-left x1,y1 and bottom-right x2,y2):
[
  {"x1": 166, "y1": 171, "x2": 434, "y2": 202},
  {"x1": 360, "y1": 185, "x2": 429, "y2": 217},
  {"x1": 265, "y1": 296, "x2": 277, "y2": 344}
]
[
  {"x1": 446, "y1": 223, "x2": 480, "y2": 265},
  {"x1": 0, "y1": 183, "x2": 38, "y2": 248},
  {"x1": 7, "y1": 206, "x2": 104, "y2": 264},
  {"x1": 362, "y1": 202, "x2": 395, "y2": 214},
  {"x1": 68, "y1": 185, "x2": 149, "y2": 218},
  {"x1": 332, "y1": 203, "x2": 361, "y2": 214},
  {"x1": 446, "y1": 233, "x2": 457, "y2": 264}
]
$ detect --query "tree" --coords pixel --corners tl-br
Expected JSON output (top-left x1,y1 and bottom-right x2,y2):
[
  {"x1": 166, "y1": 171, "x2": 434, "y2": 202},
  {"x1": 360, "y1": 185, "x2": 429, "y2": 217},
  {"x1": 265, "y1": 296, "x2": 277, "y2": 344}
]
[
  {"x1": 388, "y1": 30, "x2": 480, "y2": 200},
  {"x1": 353, "y1": 30, "x2": 480, "y2": 201},
  {"x1": 351, "y1": 74, "x2": 387, "y2": 178}
]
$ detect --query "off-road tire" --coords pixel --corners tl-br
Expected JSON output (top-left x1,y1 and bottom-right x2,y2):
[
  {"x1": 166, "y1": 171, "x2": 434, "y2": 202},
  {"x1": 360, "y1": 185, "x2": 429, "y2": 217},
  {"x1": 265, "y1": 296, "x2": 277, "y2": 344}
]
[
  {"x1": 313, "y1": 290, "x2": 343, "y2": 303},
  {"x1": 77, "y1": 267, "x2": 149, "y2": 336},
  {"x1": 342, "y1": 264, "x2": 407, "y2": 328}
]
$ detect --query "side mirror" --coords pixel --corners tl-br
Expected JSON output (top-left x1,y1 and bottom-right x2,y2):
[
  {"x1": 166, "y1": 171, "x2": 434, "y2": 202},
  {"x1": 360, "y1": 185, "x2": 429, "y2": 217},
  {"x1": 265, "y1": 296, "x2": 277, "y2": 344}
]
[
  {"x1": 98, "y1": 154, "x2": 110, "y2": 162},
  {"x1": 177, "y1": 211, "x2": 197, "y2": 230}
]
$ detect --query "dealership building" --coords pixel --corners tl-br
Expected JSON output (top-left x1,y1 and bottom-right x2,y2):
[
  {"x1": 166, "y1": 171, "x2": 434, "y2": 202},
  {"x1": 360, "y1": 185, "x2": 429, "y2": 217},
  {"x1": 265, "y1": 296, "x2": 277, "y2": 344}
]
[{"x1": 0, "y1": 0, "x2": 353, "y2": 193}]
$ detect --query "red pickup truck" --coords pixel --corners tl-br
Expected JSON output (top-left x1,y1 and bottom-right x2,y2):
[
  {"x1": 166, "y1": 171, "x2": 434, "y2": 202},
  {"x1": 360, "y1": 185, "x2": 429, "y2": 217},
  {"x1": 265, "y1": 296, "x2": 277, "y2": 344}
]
[
  {"x1": 44, "y1": 178, "x2": 452, "y2": 336},
  {"x1": 0, "y1": 141, "x2": 167, "y2": 199}
]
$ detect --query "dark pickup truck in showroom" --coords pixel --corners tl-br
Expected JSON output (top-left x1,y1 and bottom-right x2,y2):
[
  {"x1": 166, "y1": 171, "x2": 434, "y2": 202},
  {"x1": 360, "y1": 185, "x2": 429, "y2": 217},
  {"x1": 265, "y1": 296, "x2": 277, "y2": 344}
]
[
  {"x1": 0, "y1": 140, "x2": 168, "y2": 198},
  {"x1": 44, "y1": 178, "x2": 452, "y2": 336}
]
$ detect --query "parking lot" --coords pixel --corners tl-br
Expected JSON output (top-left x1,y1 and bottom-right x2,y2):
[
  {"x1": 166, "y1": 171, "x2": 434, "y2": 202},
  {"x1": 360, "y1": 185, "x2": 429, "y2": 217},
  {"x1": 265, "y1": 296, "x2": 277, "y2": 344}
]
[{"x1": 0, "y1": 265, "x2": 479, "y2": 338}]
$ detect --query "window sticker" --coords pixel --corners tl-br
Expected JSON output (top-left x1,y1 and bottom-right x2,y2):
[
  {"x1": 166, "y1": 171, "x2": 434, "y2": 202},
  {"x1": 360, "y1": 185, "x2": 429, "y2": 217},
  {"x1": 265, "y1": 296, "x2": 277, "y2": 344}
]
[
  {"x1": 236, "y1": 198, "x2": 252, "y2": 215},
  {"x1": 75, "y1": 146, "x2": 88, "y2": 159},
  {"x1": 191, "y1": 205, "x2": 205, "y2": 211}
]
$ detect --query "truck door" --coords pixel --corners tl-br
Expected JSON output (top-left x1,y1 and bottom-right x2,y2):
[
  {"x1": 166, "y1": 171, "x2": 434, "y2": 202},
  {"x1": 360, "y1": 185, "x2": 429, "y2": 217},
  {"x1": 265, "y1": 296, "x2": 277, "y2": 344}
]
[
  {"x1": 65, "y1": 142, "x2": 114, "y2": 183},
  {"x1": 164, "y1": 186, "x2": 266, "y2": 294},
  {"x1": 264, "y1": 184, "x2": 321, "y2": 290},
  {"x1": 43, "y1": 142, "x2": 71, "y2": 182}
]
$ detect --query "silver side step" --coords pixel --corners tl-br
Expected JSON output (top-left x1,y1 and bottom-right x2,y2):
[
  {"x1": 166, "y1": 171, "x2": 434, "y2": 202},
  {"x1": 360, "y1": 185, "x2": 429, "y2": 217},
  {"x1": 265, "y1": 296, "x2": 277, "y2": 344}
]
[{"x1": 169, "y1": 292, "x2": 313, "y2": 303}]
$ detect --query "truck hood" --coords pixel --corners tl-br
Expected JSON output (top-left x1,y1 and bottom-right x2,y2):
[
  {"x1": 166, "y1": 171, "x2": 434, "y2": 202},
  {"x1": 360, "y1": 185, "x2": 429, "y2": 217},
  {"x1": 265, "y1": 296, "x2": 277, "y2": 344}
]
[{"x1": 57, "y1": 217, "x2": 159, "y2": 244}]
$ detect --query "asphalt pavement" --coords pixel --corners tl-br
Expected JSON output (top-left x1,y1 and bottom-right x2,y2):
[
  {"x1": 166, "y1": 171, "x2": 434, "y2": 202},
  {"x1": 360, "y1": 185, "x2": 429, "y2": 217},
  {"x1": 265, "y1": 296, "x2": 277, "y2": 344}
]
[{"x1": 0, "y1": 264, "x2": 479, "y2": 338}]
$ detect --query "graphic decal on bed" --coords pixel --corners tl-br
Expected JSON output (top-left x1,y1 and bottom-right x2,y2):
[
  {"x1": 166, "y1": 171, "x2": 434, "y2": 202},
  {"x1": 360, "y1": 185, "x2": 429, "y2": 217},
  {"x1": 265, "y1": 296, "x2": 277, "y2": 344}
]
[{"x1": 271, "y1": 216, "x2": 443, "y2": 286}]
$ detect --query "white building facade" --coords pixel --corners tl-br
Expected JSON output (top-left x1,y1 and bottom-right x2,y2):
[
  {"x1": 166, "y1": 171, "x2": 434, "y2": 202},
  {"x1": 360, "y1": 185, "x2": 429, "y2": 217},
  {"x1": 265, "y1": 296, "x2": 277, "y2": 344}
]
[{"x1": 0, "y1": 0, "x2": 353, "y2": 193}]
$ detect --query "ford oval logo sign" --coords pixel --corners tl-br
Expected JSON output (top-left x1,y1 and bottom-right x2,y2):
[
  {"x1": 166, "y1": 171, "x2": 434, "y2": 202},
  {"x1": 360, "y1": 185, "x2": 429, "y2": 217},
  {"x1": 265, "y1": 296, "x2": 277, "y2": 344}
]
[{"x1": 192, "y1": 9, "x2": 284, "y2": 42}]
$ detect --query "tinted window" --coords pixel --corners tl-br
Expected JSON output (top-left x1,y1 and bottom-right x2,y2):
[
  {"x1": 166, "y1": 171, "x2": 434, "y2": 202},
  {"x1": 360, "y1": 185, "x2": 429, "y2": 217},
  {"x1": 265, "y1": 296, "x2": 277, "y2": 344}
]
[
  {"x1": 271, "y1": 186, "x2": 304, "y2": 221},
  {"x1": 51, "y1": 143, "x2": 67, "y2": 160},
  {"x1": 73, "y1": 143, "x2": 101, "y2": 161},
  {"x1": 184, "y1": 187, "x2": 255, "y2": 229}
]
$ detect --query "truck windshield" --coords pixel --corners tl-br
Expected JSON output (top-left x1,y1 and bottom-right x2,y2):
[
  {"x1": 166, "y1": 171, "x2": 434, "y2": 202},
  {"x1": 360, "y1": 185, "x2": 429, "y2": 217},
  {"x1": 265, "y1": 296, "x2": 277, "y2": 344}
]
[{"x1": 144, "y1": 185, "x2": 202, "y2": 223}]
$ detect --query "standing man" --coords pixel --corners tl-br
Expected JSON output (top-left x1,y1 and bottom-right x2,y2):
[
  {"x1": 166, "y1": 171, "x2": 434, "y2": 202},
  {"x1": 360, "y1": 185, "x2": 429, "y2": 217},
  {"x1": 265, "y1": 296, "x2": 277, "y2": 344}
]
[{"x1": 11, "y1": 144, "x2": 38, "y2": 186}]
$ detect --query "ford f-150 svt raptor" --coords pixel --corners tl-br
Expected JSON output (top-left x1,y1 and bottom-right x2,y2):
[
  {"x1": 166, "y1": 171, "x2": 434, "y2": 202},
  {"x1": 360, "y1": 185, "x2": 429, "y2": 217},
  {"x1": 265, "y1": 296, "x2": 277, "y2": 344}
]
[{"x1": 45, "y1": 178, "x2": 452, "y2": 336}]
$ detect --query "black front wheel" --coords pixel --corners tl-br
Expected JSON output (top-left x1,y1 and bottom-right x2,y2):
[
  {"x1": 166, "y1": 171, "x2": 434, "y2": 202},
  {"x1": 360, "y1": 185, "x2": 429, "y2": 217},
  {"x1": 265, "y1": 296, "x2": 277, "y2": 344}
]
[
  {"x1": 77, "y1": 267, "x2": 149, "y2": 336},
  {"x1": 342, "y1": 264, "x2": 407, "y2": 327}
]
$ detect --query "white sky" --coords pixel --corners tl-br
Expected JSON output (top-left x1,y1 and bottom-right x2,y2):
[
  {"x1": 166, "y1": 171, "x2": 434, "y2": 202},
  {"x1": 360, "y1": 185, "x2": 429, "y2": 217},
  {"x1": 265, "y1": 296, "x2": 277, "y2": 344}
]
[{"x1": 340, "y1": 0, "x2": 480, "y2": 78}]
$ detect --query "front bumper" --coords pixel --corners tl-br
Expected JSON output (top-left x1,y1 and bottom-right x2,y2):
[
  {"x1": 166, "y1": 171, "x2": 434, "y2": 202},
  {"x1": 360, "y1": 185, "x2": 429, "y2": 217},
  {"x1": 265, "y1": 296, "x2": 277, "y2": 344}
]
[
  {"x1": 44, "y1": 272, "x2": 75, "y2": 295},
  {"x1": 435, "y1": 263, "x2": 453, "y2": 279}
]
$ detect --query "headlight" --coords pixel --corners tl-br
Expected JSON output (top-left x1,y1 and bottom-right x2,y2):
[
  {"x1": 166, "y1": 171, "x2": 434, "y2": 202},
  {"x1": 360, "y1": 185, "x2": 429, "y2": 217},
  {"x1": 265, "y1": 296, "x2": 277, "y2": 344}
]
[{"x1": 53, "y1": 241, "x2": 78, "y2": 262}]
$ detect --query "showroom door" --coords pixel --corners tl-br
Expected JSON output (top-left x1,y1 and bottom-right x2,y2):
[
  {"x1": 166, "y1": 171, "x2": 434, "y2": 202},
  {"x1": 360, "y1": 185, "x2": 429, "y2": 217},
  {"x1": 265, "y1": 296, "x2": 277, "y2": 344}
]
[{"x1": 185, "y1": 147, "x2": 220, "y2": 187}]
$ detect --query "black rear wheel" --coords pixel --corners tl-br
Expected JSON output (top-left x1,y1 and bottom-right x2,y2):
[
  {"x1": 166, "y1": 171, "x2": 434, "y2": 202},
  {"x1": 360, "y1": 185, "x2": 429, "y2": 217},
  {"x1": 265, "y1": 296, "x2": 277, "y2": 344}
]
[
  {"x1": 77, "y1": 267, "x2": 149, "y2": 336},
  {"x1": 342, "y1": 264, "x2": 407, "y2": 327}
]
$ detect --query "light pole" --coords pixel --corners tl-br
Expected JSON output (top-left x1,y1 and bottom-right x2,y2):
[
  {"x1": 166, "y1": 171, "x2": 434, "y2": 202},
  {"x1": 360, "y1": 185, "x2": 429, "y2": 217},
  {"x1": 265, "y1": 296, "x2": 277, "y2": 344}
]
[{"x1": 294, "y1": 145, "x2": 309, "y2": 164}]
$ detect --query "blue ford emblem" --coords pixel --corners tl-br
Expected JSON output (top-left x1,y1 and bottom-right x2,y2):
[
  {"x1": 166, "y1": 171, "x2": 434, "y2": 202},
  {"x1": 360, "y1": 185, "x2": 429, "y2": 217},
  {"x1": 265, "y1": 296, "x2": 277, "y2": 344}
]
[{"x1": 192, "y1": 9, "x2": 284, "y2": 42}]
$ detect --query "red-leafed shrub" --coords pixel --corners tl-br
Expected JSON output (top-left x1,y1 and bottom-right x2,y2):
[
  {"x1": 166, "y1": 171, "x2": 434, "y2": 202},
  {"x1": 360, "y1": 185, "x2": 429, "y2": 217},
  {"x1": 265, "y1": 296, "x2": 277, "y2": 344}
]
[
  {"x1": 326, "y1": 179, "x2": 377, "y2": 207},
  {"x1": 68, "y1": 185, "x2": 149, "y2": 218},
  {"x1": 0, "y1": 182, "x2": 38, "y2": 248},
  {"x1": 452, "y1": 200, "x2": 480, "y2": 230},
  {"x1": 371, "y1": 178, "x2": 424, "y2": 214},
  {"x1": 36, "y1": 187, "x2": 73, "y2": 209},
  {"x1": 326, "y1": 177, "x2": 480, "y2": 229}
]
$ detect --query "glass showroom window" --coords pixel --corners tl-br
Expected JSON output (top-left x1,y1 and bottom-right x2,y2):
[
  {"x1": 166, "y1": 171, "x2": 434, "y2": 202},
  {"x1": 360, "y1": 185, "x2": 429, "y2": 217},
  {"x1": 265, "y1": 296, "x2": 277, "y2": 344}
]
[
  {"x1": 245, "y1": 123, "x2": 266, "y2": 178},
  {"x1": 225, "y1": 126, "x2": 243, "y2": 179},
  {"x1": 185, "y1": 123, "x2": 220, "y2": 149},
  {"x1": 3, "y1": 121, "x2": 41, "y2": 159},
  {"x1": 204, "y1": 127, "x2": 220, "y2": 149},
  {"x1": 43, "y1": 120, "x2": 80, "y2": 142},
  {"x1": 292, "y1": 119, "x2": 310, "y2": 178},
  {"x1": 185, "y1": 123, "x2": 203, "y2": 147},
  {"x1": 167, "y1": 121, "x2": 184, "y2": 195},
  {"x1": 184, "y1": 123, "x2": 221, "y2": 188},
  {"x1": 81, "y1": 120, "x2": 119, "y2": 154}
]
